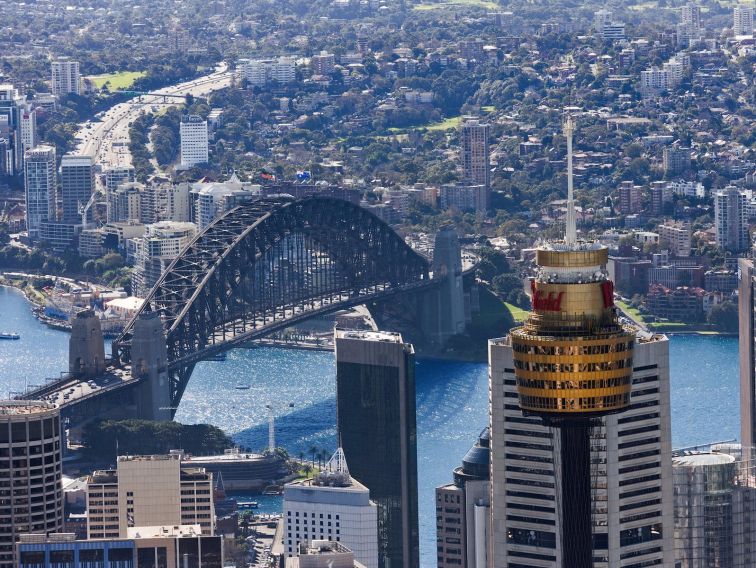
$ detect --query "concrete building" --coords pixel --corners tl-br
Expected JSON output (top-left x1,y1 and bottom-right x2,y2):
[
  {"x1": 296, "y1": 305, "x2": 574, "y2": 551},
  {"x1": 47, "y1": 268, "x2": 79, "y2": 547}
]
[
  {"x1": 180, "y1": 448, "x2": 287, "y2": 492},
  {"x1": 658, "y1": 221, "x2": 692, "y2": 257},
  {"x1": 734, "y1": 4, "x2": 754, "y2": 35},
  {"x1": 679, "y1": 4, "x2": 702, "y2": 46},
  {"x1": 51, "y1": 58, "x2": 81, "y2": 96},
  {"x1": 335, "y1": 330, "x2": 419, "y2": 568},
  {"x1": 673, "y1": 446, "x2": 756, "y2": 568},
  {"x1": 649, "y1": 182, "x2": 672, "y2": 216},
  {"x1": 237, "y1": 58, "x2": 296, "y2": 87},
  {"x1": 191, "y1": 175, "x2": 258, "y2": 229},
  {"x1": 86, "y1": 454, "x2": 215, "y2": 539},
  {"x1": 131, "y1": 221, "x2": 197, "y2": 297},
  {"x1": 435, "y1": 429, "x2": 490, "y2": 568},
  {"x1": 60, "y1": 154, "x2": 95, "y2": 223},
  {"x1": 23, "y1": 145, "x2": 57, "y2": 240},
  {"x1": 640, "y1": 67, "x2": 673, "y2": 97},
  {"x1": 489, "y1": 332, "x2": 675, "y2": 567},
  {"x1": 107, "y1": 182, "x2": 144, "y2": 223},
  {"x1": 69, "y1": 310, "x2": 106, "y2": 378},
  {"x1": 16, "y1": 526, "x2": 222, "y2": 568},
  {"x1": 284, "y1": 449, "x2": 378, "y2": 568},
  {"x1": 311, "y1": 52, "x2": 336, "y2": 75},
  {"x1": 714, "y1": 187, "x2": 749, "y2": 252},
  {"x1": 179, "y1": 115, "x2": 209, "y2": 167},
  {"x1": 739, "y1": 257, "x2": 756, "y2": 448},
  {"x1": 618, "y1": 181, "x2": 643, "y2": 215},
  {"x1": 105, "y1": 166, "x2": 136, "y2": 192},
  {"x1": 19, "y1": 108, "x2": 36, "y2": 155},
  {"x1": 0, "y1": 401, "x2": 64, "y2": 568},
  {"x1": 663, "y1": 146, "x2": 692, "y2": 175},
  {"x1": 142, "y1": 182, "x2": 192, "y2": 224},
  {"x1": 594, "y1": 9, "x2": 612, "y2": 31},
  {"x1": 438, "y1": 183, "x2": 488, "y2": 214},
  {"x1": 461, "y1": 119, "x2": 491, "y2": 199}
]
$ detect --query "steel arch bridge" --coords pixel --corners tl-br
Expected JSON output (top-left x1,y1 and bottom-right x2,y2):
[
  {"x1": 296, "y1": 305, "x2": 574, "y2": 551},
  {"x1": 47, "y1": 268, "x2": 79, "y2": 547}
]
[{"x1": 113, "y1": 196, "x2": 431, "y2": 409}]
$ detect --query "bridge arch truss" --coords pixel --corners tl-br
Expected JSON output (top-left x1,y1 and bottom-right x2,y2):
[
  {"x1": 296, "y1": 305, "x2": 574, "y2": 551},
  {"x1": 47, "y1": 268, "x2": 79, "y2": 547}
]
[{"x1": 114, "y1": 196, "x2": 431, "y2": 407}]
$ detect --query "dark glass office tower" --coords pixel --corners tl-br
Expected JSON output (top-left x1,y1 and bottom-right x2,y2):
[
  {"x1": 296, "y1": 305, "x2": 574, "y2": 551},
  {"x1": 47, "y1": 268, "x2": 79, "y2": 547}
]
[{"x1": 335, "y1": 329, "x2": 419, "y2": 568}]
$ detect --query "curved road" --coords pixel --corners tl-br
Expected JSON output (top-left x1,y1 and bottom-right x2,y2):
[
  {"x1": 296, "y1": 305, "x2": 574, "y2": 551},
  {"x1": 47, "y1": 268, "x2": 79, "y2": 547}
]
[{"x1": 74, "y1": 63, "x2": 232, "y2": 170}]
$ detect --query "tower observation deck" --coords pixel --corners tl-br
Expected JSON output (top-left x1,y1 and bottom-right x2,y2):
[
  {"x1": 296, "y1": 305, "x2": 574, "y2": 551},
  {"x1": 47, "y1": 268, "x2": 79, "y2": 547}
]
[{"x1": 508, "y1": 116, "x2": 635, "y2": 567}]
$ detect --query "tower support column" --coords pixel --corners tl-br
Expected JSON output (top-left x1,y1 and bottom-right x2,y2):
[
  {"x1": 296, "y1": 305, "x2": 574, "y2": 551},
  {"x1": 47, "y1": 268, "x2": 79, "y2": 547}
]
[{"x1": 560, "y1": 421, "x2": 593, "y2": 568}]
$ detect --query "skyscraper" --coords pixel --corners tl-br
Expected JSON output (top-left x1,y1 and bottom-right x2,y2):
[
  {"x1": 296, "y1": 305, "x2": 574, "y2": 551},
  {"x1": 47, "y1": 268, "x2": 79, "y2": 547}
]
[
  {"x1": 180, "y1": 115, "x2": 209, "y2": 167},
  {"x1": 734, "y1": 4, "x2": 754, "y2": 35},
  {"x1": 714, "y1": 186, "x2": 749, "y2": 252},
  {"x1": 19, "y1": 108, "x2": 36, "y2": 155},
  {"x1": 461, "y1": 119, "x2": 491, "y2": 208},
  {"x1": 284, "y1": 448, "x2": 379, "y2": 568},
  {"x1": 488, "y1": 116, "x2": 675, "y2": 566},
  {"x1": 0, "y1": 401, "x2": 64, "y2": 568},
  {"x1": 51, "y1": 58, "x2": 81, "y2": 97},
  {"x1": 739, "y1": 256, "x2": 756, "y2": 448},
  {"x1": 23, "y1": 145, "x2": 57, "y2": 240},
  {"x1": 435, "y1": 428, "x2": 490, "y2": 568},
  {"x1": 335, "y1": 330, "x2": 419, "y2": 568},
  {"x1": 60, "y1": 154, "x2": 95, "y2": 223}
]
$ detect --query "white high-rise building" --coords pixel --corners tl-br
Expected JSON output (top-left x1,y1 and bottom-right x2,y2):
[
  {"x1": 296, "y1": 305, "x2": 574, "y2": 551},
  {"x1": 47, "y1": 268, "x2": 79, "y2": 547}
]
[
  {"x1": 19, "y1": 107, "x2": 36, "y2": 154},
  {"x1": 51, "y1": 58, "x2": 81, "y2": 96},
  {"x1": 640, "y1": 68, "x2": 672, "y2": 97},
  {"x1": 24, "y1": 145, "x2": 57, "y2": 240},
  {"x1": 131, "y1": 221, "x2": 197, "y2": 296},
  {"x1": 594, "y1": 9, "x2": 612, "y2": 31},
  {"x1": 191, "y1": 174, "x2": 259, "y2": 229},
  {"x1": 734, "y1": 4, "x2": 754, "y2": 35},
  {"x1": 678, "y1": 4, "x2": 702, "y2": 46},
  {"x1": 237, "y1": 57, "x2": 296, "y2": 87},
  {"x1": 180, "y1": 115, "x2": 209, "y2": 167},
  {"x1": 714, "y1": 186, "x2": 749, "y2": 252},
  {"x1": 284, "y1": 449, "x2": 378, "y2": 568},
  {"x1": 105, "y1": 165, "x2": 136, "y2": 192},
  {"x1": 489, "y1": 334, "x2": 675, "y2": 567}
]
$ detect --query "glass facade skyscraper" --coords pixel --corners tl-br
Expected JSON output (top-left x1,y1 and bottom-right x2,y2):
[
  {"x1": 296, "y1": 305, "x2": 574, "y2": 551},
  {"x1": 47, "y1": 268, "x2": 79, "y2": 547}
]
[{"x1": 335, "y1": 330, "x2": 419, "y2": 568}]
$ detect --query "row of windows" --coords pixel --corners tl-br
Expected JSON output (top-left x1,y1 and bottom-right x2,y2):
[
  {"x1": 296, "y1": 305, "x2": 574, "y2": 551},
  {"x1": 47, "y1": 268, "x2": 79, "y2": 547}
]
[{"x1": 512, "y1": 341, "x2": 633, "y2": 356}]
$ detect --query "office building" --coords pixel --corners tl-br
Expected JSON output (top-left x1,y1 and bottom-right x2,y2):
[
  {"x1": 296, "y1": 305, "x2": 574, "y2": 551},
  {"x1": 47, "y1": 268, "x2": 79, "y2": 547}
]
[
  {"x1": 714, "y1": 187, "x2": 749, "y2": 252},
  {"x1": 489, "y1": 117, "x2": 674, "y2": 566},
  {"x1": 283, "y1": 448, "x2": 378, "y2": 568},
  {"x1": 734, "y1": 4, "x2": 754, "y2": 35},
  {"x1": 438, "y1": 183, "x2": 489, "y2": 214},
  {"x1": 23, "y1": 145, "x2": 57, "y2": 240},
  {"x1": 658, "y1": 221, "x2": 692, "y2": 257},
  {"x1": 105, "y1": 165, "x2": 136, "y2": 192},
  {"x1": 16, "y1": 526, "x2": 222, "y2": 568},
  {"x1": 0, "y1": 401, "x2": 64, "y2": 568},
  {"x1": 739, "y1": 258, "x2": 756, "y2": 448},
  {"x1": 335, "y1": 330, "x2": 419, "y2": 568},
  {"x1": 60, "y1": 154, "x2": 95, "y2": 223},
  {"x1": 461, "y1": 119, "x2": 490, "y2": 196},
  {"x1": 435, "y1": 428, "x2": 490, "y2": 568},
  {"x1": 673, "y1": 445, "x2": 756, "y2": 567},
  {"x1": 179, "y1": 115, "x2": 209, "y2": 167},
  {"x1": 86, "y1": 454, "x2": 215, "y2": 539},
  {"x1": 51, "y1": 58, "x2": 81, "y2": 96},
  {"x1": 0, "y1": 84, "x2": 21, "y2": 175},
  {"x1": 288, "y1": 541, "x2": 366, "y2": 568},
  {"x1": 19, "y1": 108, "x2": 36, "y2": 155},
  {"x1": 131, "y1": 221, "x2": 197, "y2": 297}
]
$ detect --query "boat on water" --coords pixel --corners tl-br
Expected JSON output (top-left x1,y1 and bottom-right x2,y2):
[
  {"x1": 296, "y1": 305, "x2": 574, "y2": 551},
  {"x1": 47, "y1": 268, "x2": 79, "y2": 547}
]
[
  {"x1": 235, "y1": 384, "x2": 251, "y2": 390},
  {"x1": 262, "y1": 485, "x2": 282, "y2": 495},
  {"x1": 237, "y1": 501, "x2": 259, "y2": 509},
  {"x1": 0, "y1": 333, "x2": 20, "y2": 340}
]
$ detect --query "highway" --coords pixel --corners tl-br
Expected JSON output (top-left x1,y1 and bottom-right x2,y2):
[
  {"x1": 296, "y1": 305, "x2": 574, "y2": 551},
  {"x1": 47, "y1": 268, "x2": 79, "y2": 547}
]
[{"x1": 74, "y1": 63, "x2": 232, "y2": 170}]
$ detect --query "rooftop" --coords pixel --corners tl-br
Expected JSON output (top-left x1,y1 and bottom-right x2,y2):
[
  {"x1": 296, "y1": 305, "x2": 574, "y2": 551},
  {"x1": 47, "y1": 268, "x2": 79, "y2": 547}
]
[
  {"x1": 334, "y1": 329, "x2": 403, "y2": 343},
  {"x1": 127, "y1": 524, "x2": 203, "y2": 539},
  {"x1": 0, "y1": 400, "x2": 57, "y2": 416}
]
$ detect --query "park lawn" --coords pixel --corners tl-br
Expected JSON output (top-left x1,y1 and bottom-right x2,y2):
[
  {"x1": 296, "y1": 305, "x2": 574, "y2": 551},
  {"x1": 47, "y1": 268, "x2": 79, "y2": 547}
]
[
  {"x1": 616, "y1": 299, "x2": 646, "y2": 322},
  {"x1": 504, "y1": 302, "x2": 528, "y2": 323},
  {"x1": 414, "y1": 0, "x2": 499, "y2": 11},
  {"x1": 87, "y1": 71, "x2": 146, "y2": 90},
  {"x1": 425, "y1": 115, "x2": 463, "y2": 131}
]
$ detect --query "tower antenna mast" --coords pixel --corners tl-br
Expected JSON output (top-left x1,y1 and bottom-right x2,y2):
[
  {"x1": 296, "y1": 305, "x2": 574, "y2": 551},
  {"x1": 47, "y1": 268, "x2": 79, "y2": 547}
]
[{"x1": 564, "y1": 114, "x2": 577, "y2": 247}]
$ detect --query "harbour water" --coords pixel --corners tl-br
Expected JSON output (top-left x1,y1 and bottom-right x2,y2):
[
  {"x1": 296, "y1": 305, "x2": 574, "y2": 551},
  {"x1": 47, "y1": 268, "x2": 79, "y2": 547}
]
[{"x1": 0, "y1": 285, "x2": 741, "y2": 565}]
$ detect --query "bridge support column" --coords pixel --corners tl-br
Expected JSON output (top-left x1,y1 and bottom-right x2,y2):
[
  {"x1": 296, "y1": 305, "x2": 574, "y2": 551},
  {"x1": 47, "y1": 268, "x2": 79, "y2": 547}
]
[
  {"x1": 423, "y1": 226, "x2": 466, "y2": 347},
  {"x1": 69, "y1": 310, "x2": 106, "y2": 378},
  {"x1": 130, "y1": 311, "x2": 172, "y2": 421}
]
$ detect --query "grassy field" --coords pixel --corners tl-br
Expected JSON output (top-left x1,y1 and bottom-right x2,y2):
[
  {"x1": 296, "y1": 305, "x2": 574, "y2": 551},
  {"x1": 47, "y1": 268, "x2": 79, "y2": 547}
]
[
  {"x1": 504, "y1": 302, "x2": 528, "y2": 323},
  {"x1": 425, "y1": 116, "x2": 463, "y2": 131},
  {"x1": 87, "y1": 71, "x2": 146, "y2": 90},
  {"x1": 414, "y1": 0, "x2": 499, "y2": 10}
]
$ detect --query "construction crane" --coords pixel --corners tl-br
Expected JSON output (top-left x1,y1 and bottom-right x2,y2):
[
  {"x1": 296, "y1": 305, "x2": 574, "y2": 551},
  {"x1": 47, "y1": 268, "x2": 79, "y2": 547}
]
[{"x1": 79, "y1": 190, "x2": 101, "y2": 229}]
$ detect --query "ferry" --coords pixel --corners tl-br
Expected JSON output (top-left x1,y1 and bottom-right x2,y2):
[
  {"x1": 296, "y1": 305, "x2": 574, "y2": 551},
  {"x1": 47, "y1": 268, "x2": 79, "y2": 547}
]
[
  {"x1": 237, "y1": 501, "x2": 259, "y2": 510},
  {"x1": 235, "y1": 384, "x2": 251, "y2": 390},
  {"x1": 262, "y1": 485, "x2": 282, "y2": 495},
  {"x1": 0, "y1": 333, "x2": 20, "y2": 340}
]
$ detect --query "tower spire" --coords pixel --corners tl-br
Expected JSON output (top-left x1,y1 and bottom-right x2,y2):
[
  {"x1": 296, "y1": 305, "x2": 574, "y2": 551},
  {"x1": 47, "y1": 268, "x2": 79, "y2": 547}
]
[{"x1": 564, "y1": 113, "x2": 577, "y2": 247}]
